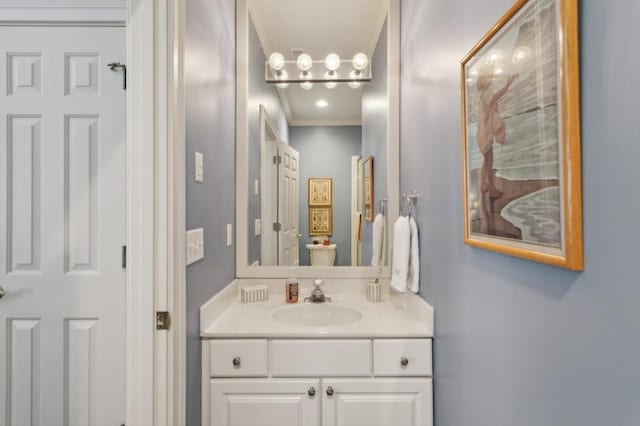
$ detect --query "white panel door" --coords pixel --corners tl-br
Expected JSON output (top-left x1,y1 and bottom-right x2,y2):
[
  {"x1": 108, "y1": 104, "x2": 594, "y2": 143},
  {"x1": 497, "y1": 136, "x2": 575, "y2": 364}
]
[
  {"x1": 278, "y1": 141, "x2": 300, "y2": 266},
  {"x1": 0, "y1": 27, "x2": 126, "y2": 426},
  {"x1": 210, "y1": 379, "x2": 320, "y2": 426},
  {"x1": 323, "y1": 379, "x2": 433, "y2": 426}
]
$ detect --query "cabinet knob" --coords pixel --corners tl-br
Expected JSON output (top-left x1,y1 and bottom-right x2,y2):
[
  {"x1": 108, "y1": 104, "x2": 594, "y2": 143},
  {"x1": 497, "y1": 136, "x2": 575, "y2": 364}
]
[
  {"x1": 326, "y1": 386, "x2": 334, "y2": 396},
  {"x1": 308, "y1": 387, "x2": 316, "y2": 397},
  {"x1": 400, "y1": 357, "x2": 409, "y2": 367},
  {"x1": 232, "y1": 356, "x2": 241, "y2": 368}
]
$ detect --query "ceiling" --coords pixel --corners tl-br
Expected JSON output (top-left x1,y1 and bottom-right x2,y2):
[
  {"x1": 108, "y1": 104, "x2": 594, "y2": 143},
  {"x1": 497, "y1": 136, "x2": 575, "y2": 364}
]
[{"x1": 249, "y1": 0, "x2": 388, "y2": 126}]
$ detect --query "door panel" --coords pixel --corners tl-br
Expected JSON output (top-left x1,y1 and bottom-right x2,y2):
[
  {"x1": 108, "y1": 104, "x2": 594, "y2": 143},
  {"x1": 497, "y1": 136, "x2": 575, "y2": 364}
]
[
  {"x1": 278, "y1": 142, "x2": 299, "y2": 266},
  {"x1": 0, "y1": 27, "x2": 126, "y2": 426},
  {"x1": 323, "y1": 379, "x2": 433, "y2": 426},
  {"x1": 210, "y1": 379, "x2": 320, "y2": 426}
]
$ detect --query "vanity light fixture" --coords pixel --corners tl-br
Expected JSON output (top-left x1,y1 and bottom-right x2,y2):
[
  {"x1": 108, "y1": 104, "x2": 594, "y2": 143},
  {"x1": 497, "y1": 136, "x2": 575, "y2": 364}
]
[
  {"x1": 266, "y1": 52, "x2": 371, "y2": 87},
  {"x1": 316, "y1": 99, "x2": 328, "y2": 108}
]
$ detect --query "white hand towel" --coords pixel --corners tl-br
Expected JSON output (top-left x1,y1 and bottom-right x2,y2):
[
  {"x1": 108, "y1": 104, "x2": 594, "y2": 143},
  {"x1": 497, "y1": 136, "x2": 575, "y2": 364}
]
[
  {"x1": 390, "y1": 216, "x2": 410, "y2": 293},
  {"x1": 407, "y1": 217, "x2": 420, "y2": 294},
  {"x1": 371, "y1": 213, "x2": 386, "y2": 266}
]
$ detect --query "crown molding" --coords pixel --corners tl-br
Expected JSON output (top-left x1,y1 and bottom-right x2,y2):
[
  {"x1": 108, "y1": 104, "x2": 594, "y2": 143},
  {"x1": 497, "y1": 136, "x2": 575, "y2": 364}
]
[{"x1": 0, "y1": 0, "x2": 126, "y2": 23}]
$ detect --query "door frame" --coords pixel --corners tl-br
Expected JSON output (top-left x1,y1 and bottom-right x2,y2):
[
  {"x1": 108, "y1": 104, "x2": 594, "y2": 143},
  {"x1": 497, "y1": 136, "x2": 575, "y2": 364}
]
[{"x1": 0, "y1": 1, "x2": 187, "y2": 426}]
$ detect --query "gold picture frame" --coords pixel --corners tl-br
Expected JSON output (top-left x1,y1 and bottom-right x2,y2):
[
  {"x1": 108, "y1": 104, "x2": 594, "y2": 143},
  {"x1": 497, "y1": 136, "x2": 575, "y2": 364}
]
[
  {"x1": 363, "y1": 156, "x2": 374, "y2": 222},
  {"x1": 308, "y1": 178, "x2": 332, "y2": 206},
  {"x1": 460, "y1": 0, "x2": 583, "y2": 270},
  {"x1": 309, "y1": 207, "x2": 333, "y2": 236}
]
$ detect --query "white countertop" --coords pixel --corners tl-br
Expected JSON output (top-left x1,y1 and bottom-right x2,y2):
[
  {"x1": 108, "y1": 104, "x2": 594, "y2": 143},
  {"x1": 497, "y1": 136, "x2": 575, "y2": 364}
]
[{"x1": 200, "y1": 279, "x2": 434, "y2": 339}]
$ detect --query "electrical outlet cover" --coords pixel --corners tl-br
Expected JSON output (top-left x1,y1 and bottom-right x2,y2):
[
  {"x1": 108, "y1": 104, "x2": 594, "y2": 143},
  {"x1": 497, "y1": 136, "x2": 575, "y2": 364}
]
[{"x1": 186, "y1": 228, "x2": 204, "y2": 265}]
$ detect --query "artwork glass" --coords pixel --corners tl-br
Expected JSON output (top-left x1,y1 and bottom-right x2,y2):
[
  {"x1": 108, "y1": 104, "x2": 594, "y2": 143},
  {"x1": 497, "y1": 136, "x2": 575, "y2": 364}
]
[{"x1": 461, "y1": 0, "x2": 582, "y2": 270}]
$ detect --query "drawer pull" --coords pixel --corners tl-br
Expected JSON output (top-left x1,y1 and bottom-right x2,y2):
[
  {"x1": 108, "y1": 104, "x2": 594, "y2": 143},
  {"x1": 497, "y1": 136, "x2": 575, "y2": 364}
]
[
  {"x1": 326, "y1": 386, "x2": 334, "y2": 397},
  {"x1": 307, "y1": 387, "x2": 316, "y2": 397},
  {"x1": 400, "y1": 357, "x2": 409, "y2": 367},
  {"x1": 232, "y1": 356, "x2": 241, "y2": 368}
]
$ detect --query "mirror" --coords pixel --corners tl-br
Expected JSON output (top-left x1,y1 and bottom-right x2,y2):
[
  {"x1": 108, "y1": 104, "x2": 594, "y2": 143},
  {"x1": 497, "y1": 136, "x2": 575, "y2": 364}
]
[{"x1": 237, "y1": 0, "x2": 399, "y2": 276}]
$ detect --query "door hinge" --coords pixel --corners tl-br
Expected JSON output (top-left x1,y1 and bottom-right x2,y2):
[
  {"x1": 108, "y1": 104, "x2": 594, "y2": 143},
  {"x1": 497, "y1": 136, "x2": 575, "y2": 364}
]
[
  {"x1": 156, "y1": 311, "x2": 171, "y2": 330},
  {"x1": 272, "y1": 222, "x2": 282, "y2": 232},
  {"x1": 273, "y1": 155, "x2": 282, "y2": 165},
  {"x1": 121, "y1": 245, "x2": 127, "y2": 269}
]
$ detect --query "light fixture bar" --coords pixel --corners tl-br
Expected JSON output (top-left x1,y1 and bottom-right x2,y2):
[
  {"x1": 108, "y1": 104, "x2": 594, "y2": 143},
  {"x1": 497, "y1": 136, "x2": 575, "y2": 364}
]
[{"x1": 265, "y1": 59, "x2": 372, "y2": 85}]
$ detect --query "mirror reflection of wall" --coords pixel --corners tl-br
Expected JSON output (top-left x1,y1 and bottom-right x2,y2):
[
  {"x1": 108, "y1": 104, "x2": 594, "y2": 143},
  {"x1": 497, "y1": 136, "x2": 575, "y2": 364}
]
[{"x1": 246, "y1": 0, "x2": 389, "y2": 268}]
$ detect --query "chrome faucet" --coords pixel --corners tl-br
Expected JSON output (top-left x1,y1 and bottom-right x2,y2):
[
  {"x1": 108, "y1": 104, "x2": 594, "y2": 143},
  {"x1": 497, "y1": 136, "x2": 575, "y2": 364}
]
[{"x1": 304, "y1": 279, "x2": 331, "y2": 303}]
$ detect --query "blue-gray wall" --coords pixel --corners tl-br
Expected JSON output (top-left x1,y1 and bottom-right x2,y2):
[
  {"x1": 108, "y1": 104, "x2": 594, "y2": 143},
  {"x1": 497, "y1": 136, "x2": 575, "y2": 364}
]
[
  {"x1": 402, "y1": 1, "x2": 640, "y2": 425},
  {"x1": 361, "y1": 19, "x2": 388, "y2": 264},
  {"x1": 247, "y1": 15, "x2": 290, "y2": 266},
  {"x1": 185, "y1": 0, "x2": 235, "y2": 424},
  {"x1": 290, "y1": 126, "x2": 362, "y2": 266}
]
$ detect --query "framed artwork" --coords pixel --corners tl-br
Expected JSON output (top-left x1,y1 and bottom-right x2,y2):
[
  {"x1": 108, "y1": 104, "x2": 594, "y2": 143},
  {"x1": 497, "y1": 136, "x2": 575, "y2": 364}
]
[
  {"x1": 309, "y1": 207, "x2": 333, "y2": 236},
  {"x1": 308, "y1": 178, "x2": 332, "y2": 206},
  {"x1": 363, "y1": 156, "x2": 374, "y2": 221},
  {"x1": 460, "y1": 0, "x2": 583, "y2": 270}
]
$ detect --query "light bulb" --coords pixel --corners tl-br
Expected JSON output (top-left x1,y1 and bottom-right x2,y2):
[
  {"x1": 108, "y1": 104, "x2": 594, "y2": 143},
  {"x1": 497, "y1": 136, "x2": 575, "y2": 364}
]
[
  {"x1": 297, "y1": 53, "x2": 313, "y2": 72},
  {"x1": 487, "y1": 49, "x2": 503, "y2": 65},
  {"x1": 352, "y1": 53, "x2": 369, "y2": 71},
  {"x1": 300, "y1": 81, "x2": 313, "y2": 90},
  {"x1": 324, "y1": 71, "x2": 337, "y2": 89},
  {"x1": 276, "y1": 70, "x2": 289, "y2": 89},
  {"x1": 269, "y1": 52, "x2": 285, "y2": 71},
  {"x1": 316, "y1": 99, "x2": 328, "y2": 108},
  {"x1": 324, "y1": 53, "x2": 341, "y2": 71},
  {"x1": 512, "y1": 46, "x2": 530, "y2": 64}
]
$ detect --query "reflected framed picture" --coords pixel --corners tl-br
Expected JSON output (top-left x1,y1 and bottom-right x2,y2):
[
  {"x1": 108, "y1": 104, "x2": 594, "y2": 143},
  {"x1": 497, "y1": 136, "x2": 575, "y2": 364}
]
[
  {"x1": 363, "y1": 156, "x2": 374, "y2": 222},
  {"x1": 309, "y1": 207, "x2": 333, "y2": 236},
  {"x1": 308, "y1": 178, "x2": 332, "y2": 206},
  {"x1": 460, "y1": 0, "x2": 583, "y2": 270}
]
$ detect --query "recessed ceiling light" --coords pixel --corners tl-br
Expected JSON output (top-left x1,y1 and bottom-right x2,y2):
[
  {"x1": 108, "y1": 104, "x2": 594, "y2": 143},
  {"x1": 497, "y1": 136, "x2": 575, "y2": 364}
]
[{"x1": 316, "y1": 99, "x2": 328, "y2": 108}]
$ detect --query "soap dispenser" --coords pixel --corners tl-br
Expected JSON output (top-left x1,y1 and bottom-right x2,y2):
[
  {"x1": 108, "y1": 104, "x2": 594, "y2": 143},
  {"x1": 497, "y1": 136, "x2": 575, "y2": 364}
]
[{"x1": 285, "y1": 272, "x2": 299, "y2": 303}]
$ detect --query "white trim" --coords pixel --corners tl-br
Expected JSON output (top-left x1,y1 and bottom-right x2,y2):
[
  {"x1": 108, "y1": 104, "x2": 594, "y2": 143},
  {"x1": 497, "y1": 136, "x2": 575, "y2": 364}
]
[
  {"x1": 126, "y1": 1, "x2": 155, "y2": 424},
  {"x1": 127, "y1": 0, "x2": 186, "y2": 425},
  {"x1": 0, "y1": 0, "x2": 126, "y2": 23},
  {"x1": 236, "y1": 0, "x2": 400, "y2": 279}
]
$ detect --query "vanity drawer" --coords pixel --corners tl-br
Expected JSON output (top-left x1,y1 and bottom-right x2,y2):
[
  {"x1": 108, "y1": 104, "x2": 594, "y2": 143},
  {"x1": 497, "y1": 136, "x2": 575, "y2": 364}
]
[
  {"x1": 209, "y1": 339, "x2": 268, "y2": 377},
  {"x1": 373, "y1": 339, "x2": 432, "y2": 377},
  {"x1": 270, "y1": 339, "x2": 371, "y2": 377}
]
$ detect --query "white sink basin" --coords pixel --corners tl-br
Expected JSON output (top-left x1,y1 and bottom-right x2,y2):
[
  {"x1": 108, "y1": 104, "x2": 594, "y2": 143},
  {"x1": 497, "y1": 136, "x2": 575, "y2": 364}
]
[{"x1": 272, "y1": 304, "x2": 362, "y2": 327}]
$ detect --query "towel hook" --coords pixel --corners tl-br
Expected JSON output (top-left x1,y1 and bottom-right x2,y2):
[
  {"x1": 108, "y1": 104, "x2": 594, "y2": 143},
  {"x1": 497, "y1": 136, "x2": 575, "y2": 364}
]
[
  {"x1": 401, "y1": 191, "x2": 419, "y2": 218},
  {"x1": 378, "y1": 198, "x2": 387, "y2": 216}
]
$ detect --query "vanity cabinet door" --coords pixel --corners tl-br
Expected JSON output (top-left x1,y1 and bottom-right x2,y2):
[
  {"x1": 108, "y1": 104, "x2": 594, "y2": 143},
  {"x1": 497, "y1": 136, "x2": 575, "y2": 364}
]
[
  {"x1": 210, "y1": 379, "x2": 321, "y2": 426},
  {"x1": 322, "y1": 378, "x2": 433, "y2": 426}
]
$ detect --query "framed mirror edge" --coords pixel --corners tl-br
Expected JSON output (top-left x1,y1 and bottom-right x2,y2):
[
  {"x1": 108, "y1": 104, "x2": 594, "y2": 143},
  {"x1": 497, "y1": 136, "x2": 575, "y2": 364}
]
[{"x1": 235, "y1": 0, "x2": 400, "y2": 278}]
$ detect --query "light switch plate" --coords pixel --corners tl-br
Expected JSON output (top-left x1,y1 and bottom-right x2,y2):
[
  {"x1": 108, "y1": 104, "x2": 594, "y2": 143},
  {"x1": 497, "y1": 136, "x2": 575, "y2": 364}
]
[
  {"x1": 226, "y1": 224, "x2": 233, "y2": 247},
  {"x1": 254, "y1": 218, "x2": 261, "y2": 236},
  {"x1": 186, "y1": 228, "x2": 204, "y2": 265},
  {"x1": 195, "y1": 152, "x2": 204, "y2": 182}
]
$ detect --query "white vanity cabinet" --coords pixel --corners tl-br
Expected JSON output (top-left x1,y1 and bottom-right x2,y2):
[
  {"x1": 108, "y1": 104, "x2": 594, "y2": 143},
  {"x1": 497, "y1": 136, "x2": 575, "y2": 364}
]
[
  {"x1": 203, "y1": 338, "x2": 433, "y2": 426},
  {"x1": 210, "y1": 379, "x2": 321, "y2": 426}
]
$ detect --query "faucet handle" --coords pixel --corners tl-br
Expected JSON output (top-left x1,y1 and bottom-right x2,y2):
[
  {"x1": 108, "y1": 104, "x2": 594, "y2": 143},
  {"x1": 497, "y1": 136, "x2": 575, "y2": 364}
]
[{"x1": 313, "y1": 279, "x2": 324, "y2": 289}]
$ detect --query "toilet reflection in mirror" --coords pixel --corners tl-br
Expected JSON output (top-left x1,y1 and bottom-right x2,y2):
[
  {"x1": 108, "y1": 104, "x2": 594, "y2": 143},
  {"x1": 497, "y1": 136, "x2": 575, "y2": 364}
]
[{"x1": 245, "y1": 0, "x2": 390, "y2": 267}]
